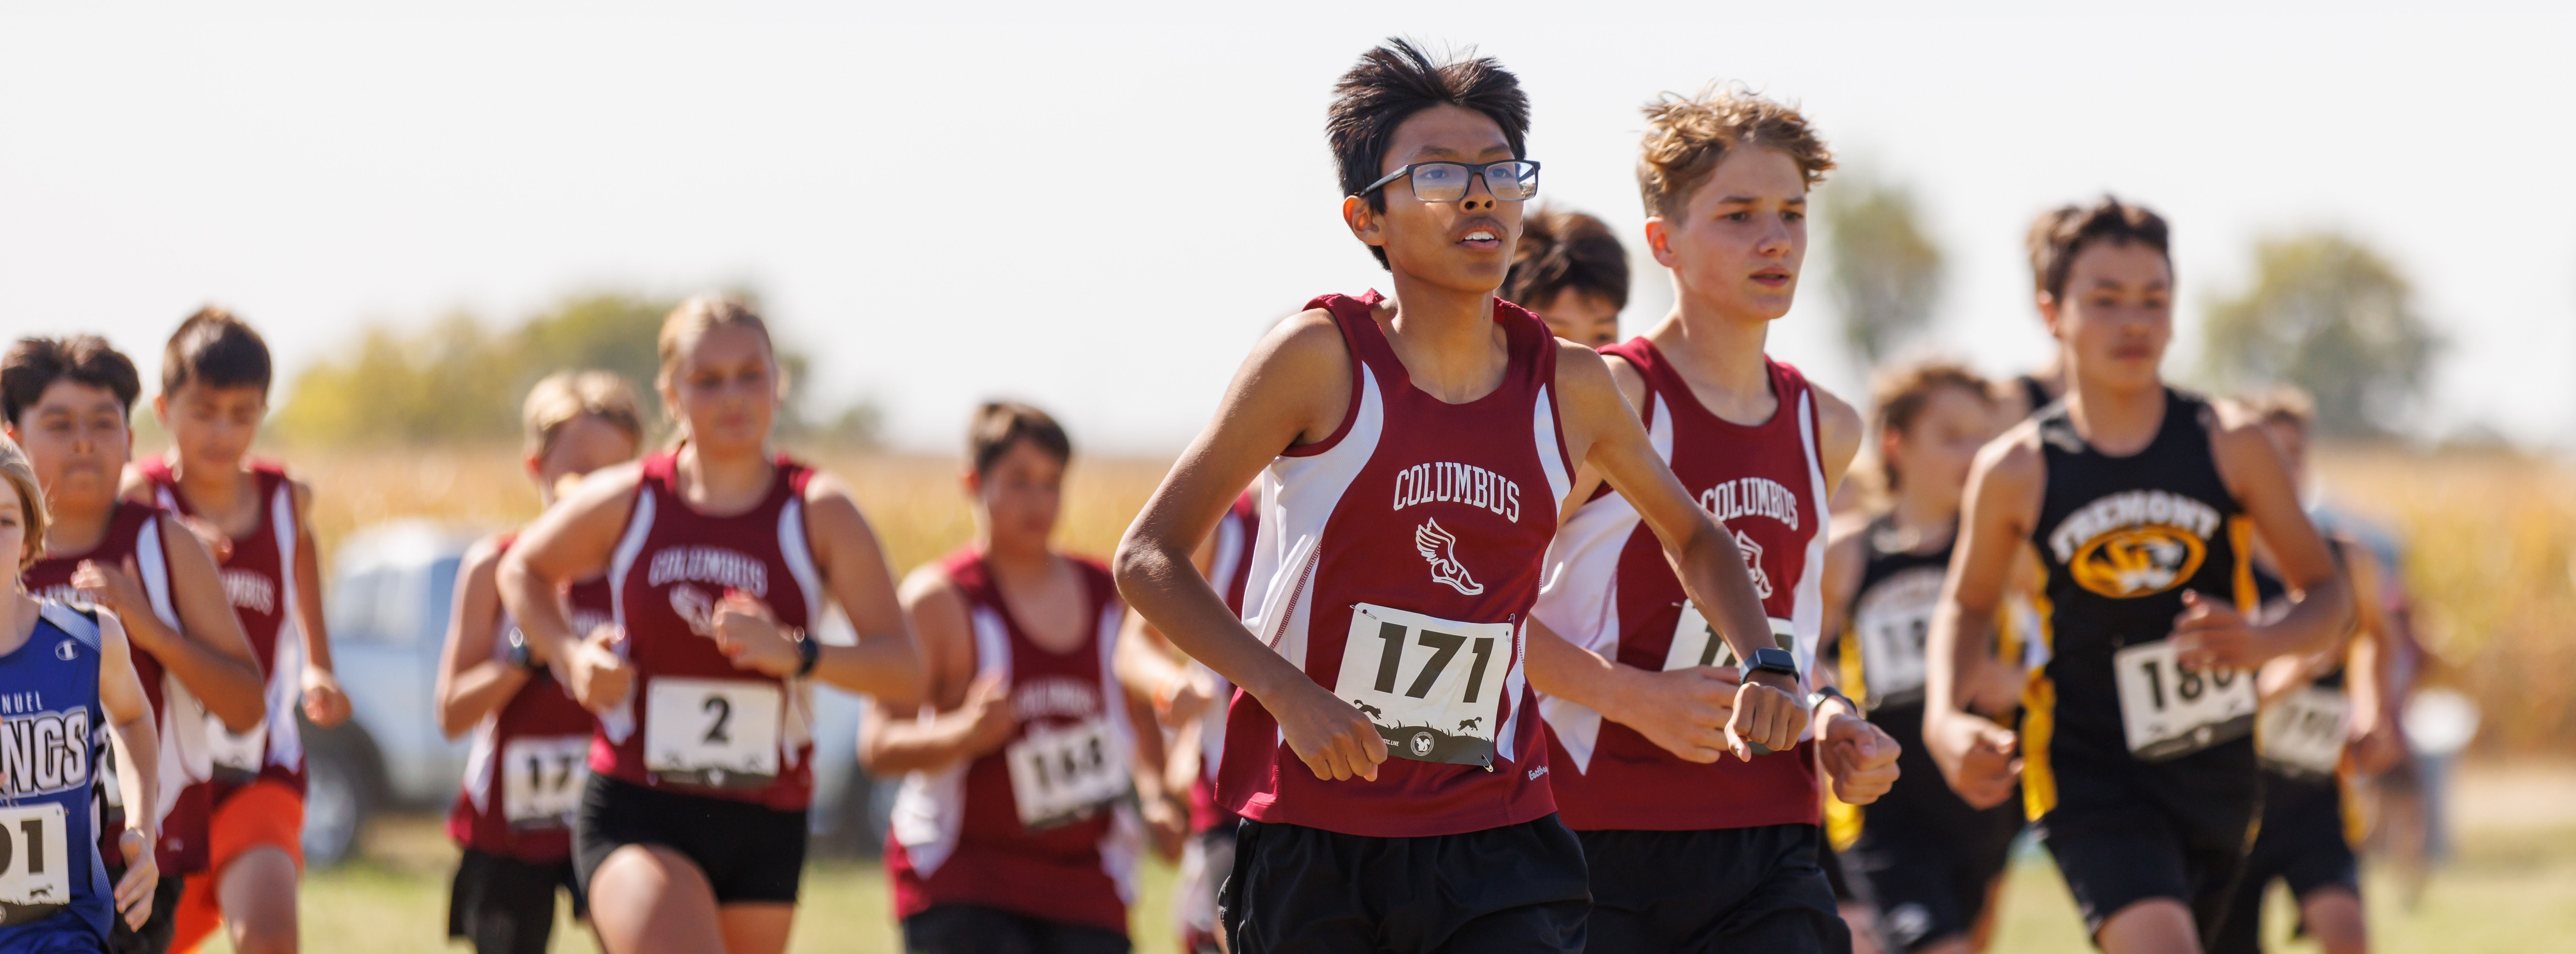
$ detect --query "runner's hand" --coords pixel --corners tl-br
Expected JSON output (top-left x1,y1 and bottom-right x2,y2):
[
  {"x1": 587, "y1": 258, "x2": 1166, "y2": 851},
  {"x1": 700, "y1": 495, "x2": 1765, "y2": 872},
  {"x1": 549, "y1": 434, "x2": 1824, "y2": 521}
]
[
  {"x1": 1819, "y1": 707, "x2": 1901, "y2": 804},
  {"x1": 1139, "y1": 787, "x2": 1189, "y2": 862},
  {"x1": 114, "y1": 828, "x2": 157, "y2": 930},
  {"x1": 956, "y1": 674, "x2": 1018, "y2": 757},
  {"x1": 176, "y1": 514, "x2": 233, "y2": 563},
  {"x1": 2170, "y1": 591, "x2": 2267, "y2": 670},
  {"x1": 1726, "y1": 671, "x2": 1807, "y2": 761},
  {"x1": 1263, "y1": 679, "x2": 1387, "y2": 782},
  {"x1": 1609, "y1": 665, "x2": 1739, "y2": 763},
  {"x1": 708, "y1": 592, "x2": 799, "y2": 677},
  {"x1": 2348, "y1": 707, "x2": 2406, "y2": 776},
  {"x1": 565, "y1": 626, "x2": 634, "y2": 713},
  {"x1": 1157, "y1": 668, "x2": 1221, "y2": 730},
  {"x1": 72, "y1": 559, "x2": 156, "y2": 644},
  {"x1": 1930, "y1": 712, "x2": 2021, "y2": 810},
  {"x1": 301, "y1": 666, "x2": 352, "y2": 727}
]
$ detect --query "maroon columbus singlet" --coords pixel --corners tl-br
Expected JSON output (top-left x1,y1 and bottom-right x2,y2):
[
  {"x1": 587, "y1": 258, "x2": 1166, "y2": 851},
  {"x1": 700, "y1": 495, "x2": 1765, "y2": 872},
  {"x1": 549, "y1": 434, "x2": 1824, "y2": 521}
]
[
  {"x1": 594, "y1": 451, "x2": 820, "y2": 811},
  {"x1": 136, "y1": 456, "x2": 309, "y2": 798},
  {"x1": 884, "y1": 549, "x2": 1137, "y2": 934},
  {"x1": 446, "y1": 534, "x2": 611, "y2": 862},
  {"x1": 22, "y1": 502, "x2": 213, "y2": 874},
  {"x1": 1188, "y1": 491, "x2": 1260, "y2": 834},
  {"x1": 1218, "y1": 291, "x2": 1572, "y2": 838},
  {"x1": 1533, "y1": 341, "x2": 1831, "y2": 831}
]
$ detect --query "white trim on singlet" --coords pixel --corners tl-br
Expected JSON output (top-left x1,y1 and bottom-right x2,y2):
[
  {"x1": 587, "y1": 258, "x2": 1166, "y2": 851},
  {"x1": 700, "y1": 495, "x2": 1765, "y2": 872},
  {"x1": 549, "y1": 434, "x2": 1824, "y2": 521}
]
[
  {"x1": 1093, "y1": 599, "x2": 1143, "y2": 903},
  {"x1": 1208, "y1": 511, "x2": 1247, "y2": 604},
  {"x1": 887, "y1": 603, "x2": 1016, "y2": 877},
  {"x1": 600, "y1": 490, "x2": 657, "y2": 744},
  {"x1": 38, "y1": 600, "x2": 100, "y2": 649},
  {"x1": 1241, "y1": 366, "x2": 1384, "y2": 752},
  {"x1": 1532, "y1": 385, "x2": 1573, "y2": 510},
  {"x1": 264, "y1": 479, "x2": 306, "y2": 773},
  {"x1": 1792, "y1": 389, "x2": 1830, "y2": 707},
  {"x1": 1531, "y1": 393, "x2": 1671, "y2": 772},
  {"x1": 129, "y1": 514, "x2": 211, "y2": 818},
  {"x1": 775, "y1": 497, "x2": 820, "y2": 770}
]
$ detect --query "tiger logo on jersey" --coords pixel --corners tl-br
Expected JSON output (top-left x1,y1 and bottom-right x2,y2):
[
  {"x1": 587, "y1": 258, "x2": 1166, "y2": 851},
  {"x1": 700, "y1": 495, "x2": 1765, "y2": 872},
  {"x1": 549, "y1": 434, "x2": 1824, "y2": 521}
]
[
  {"x1": 1414, "y1": 519, "x2": 1483, "y2": 595},
  {"x1": 2047, "y1": 489, "x2": 2221, "y2": 597}
]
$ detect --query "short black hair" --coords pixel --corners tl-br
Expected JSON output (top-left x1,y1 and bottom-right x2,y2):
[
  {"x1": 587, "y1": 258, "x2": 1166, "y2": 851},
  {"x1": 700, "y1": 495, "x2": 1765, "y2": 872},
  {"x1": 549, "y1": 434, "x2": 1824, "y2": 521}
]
[
  {"x1": 3, "y1": 336, "x2": 142, "y2": 426},
  {"x1": 969, "y1": 401, "x2": 1071, "y2": 477},
  {"x1": 162, "y1": 306, "x2": 273, "y2": 398},
  {"x1": 1327, "y1": 38, "x2": 1530, "y2": 269},
  {"x1": 1505, "y1": 206, "x2": 1630, "y2": 311},
  {"x1": 2031, "y1": 196, "x2": 2171, "y2": 301}
]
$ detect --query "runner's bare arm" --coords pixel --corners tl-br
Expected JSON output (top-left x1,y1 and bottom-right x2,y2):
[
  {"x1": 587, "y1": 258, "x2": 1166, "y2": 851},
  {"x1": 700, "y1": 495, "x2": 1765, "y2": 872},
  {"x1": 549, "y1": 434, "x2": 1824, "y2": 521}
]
[
  {"x1": 290, "y1": 478, "x2": 351, "y2": 726},
  {"x1": 1925, "y1": 427, "x2": 2042, "y2": 808},
  {"x1": 2337, "y1": 538, "x2": 2404, "y2": 774},
  {"x1": 86, "y1": 516, "x2": 267, "y2": 731},
  {"x1": 1810, "y1": 384, "x2": 1864, "y2": 497},
  {"x1": 1816, "y1": 522, "x2": 1867, "y2": 661},
  {"x1": 2173, "y1": 412, "x2": 2351, "y2": 669},
  {"x1": 1112, "y1": 527, "x2": 1220, "y2": 728},
  {"x1": 859, "y1": 570, "x2": 1011, "y2": 775},
  {"x1": 95, "y1": 611, "x2": 161, "y2": 926},
  {"x1": 1548, "y1": 353, "x2": 1650, "y2": 525},
  {"x1": 1551, "y1": 340, "x2": 1801, "y2": 757},
  {"x1": 792, "y1": 475, "x2": 925, "y2": 704},
  {"x1": 496, "y1": 462, "x2": 643, "y2": 712},
  {"x1": 434, "y1": 537, "x2": 533, "y2": 738},
  {"x1": 1115, "y1": 310, "x2": 1392, "y2": 783}
]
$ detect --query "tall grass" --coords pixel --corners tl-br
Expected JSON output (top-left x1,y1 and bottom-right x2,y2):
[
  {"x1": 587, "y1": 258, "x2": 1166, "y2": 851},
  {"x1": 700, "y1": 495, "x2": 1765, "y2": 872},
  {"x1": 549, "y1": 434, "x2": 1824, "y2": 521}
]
[{"x1": 269, "y1": 442, "x2": 2573, "y2": 756}]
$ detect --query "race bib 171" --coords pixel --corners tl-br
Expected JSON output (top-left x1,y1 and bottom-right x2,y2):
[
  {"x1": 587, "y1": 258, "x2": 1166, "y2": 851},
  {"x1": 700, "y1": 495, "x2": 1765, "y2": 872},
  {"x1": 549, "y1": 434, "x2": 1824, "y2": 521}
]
[{"x1": 1333, "y1": 604, "x2": 1514, "y2": 767}]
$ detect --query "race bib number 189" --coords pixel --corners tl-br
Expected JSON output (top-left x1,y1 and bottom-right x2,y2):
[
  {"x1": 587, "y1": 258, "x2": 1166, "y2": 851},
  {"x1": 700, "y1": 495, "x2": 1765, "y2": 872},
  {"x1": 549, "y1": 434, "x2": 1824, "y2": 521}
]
[
  {"x1": 1333, "y1": 604, "x2": 1514, "y2": 767},
  {"x1": 2113, "y1": 639, "x2": 2257, "y2": 761},
  {"x1": 0, "y1": 803, "x2": 69, "y2": 923},
  {"x1": 1662, "y1": 603, "x2": 1797, "y2": 674},
  {"x1": 645, "y1": 678, "x2": 782, "y2": 789}
]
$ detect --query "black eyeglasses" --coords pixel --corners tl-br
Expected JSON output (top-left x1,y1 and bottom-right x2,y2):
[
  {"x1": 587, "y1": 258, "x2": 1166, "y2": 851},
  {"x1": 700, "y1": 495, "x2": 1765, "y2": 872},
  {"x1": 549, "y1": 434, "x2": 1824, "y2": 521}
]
[{"x1": 1358, "y1": 159, "x2": 1541, "y2": 203}]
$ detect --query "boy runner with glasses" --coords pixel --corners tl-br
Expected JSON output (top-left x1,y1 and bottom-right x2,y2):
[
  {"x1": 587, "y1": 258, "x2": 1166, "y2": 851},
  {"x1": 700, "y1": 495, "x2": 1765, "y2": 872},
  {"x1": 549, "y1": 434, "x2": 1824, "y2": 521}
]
[
  {"x1": 1114, "y1": 40, "x2": 1804, "y2": 953},
  {"x1": 1924, "y1": 199, "x2": 2352, "y2": 954}
]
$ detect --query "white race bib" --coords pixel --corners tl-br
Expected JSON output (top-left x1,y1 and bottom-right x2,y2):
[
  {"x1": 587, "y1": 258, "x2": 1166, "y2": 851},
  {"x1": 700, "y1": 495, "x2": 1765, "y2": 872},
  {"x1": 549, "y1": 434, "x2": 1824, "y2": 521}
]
[
  {"x1": 206, "y1": 714, "x2": 266, "y2": 781},
  {"x1": 1004, "y1": 717, "x2": 1128, "y2": 829},
  {"x1": 2257, "y1": 686, "x2": 2349, "y2": 778},
  {"x1": 1852, "y1": 568, "x2": 1942, "y2": 707},
  {"x1": 2113, "y1": 640, "x2": 2257, "y2": 761},
  {"x1": 644, "y1": 678, "x2": 782, "y2": 789},
  {"x1": 1333, "y1": 604, "x2": 1514, "y2": 766},
  {"x1": 0, "y1": 803, "x2": 70, "y2": 917},
  {"x1": 501, "y1": 735, "x2": 591, "y2": 827},
  {"x1": 1662, "y1": 603, "x2": 1797, "y2": 674}
]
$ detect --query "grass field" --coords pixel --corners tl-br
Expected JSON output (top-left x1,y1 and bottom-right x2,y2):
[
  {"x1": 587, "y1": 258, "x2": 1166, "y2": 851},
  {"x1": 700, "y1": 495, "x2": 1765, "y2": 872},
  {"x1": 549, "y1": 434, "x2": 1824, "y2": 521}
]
[{"x1": 212, "y1": 764, "x2": 2576, "y2": 953}]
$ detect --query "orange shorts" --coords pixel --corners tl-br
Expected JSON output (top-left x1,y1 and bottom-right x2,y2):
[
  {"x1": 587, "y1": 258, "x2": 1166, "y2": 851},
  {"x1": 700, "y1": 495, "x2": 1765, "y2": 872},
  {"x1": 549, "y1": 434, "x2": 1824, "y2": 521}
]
[{"x1": 171, "y1": 780, "x2": 305, "y2": 953}]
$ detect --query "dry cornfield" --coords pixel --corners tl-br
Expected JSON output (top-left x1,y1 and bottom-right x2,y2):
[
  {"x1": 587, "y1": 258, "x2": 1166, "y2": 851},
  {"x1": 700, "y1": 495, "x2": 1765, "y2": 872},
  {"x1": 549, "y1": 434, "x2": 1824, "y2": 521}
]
[{"x1": 271, "y1": 442, "x2": 2575, "y2": 756}]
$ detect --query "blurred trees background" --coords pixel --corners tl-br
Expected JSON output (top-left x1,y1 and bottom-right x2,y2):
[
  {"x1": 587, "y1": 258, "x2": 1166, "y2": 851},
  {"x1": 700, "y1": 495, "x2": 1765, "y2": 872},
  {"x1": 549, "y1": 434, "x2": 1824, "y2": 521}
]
[
  {"x1": 1821, "y1": 170, "x2": 1945, "y2": 365},
  {"x1": 273, "y1": 291, "x2": 881, "y2": 447},
  {"x1": 2199, "y1": 232, "x2": 2441, "y2": 437}
]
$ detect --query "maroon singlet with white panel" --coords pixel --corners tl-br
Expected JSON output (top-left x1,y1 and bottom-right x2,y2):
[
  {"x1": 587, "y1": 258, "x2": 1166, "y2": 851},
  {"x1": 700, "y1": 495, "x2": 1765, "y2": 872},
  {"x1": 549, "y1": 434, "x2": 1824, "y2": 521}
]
[
  {"x1": 447, "y1": 534, "x2": 611, "y2": 862},
  {"x1": 21, "y1": 501, "x2": 214, "y2": 876},
  {"x1": 884, "y1": 549, "x2": 1138, "y2": 934},
  {"x1": 1534, "y1": 341, "x2": 1831, "y2": 831},
  {"x1": 136, "y1": 456, "x2": 310, "y2": 799},
  {"x1": 594, "y1": 451, "x2": 820, "y2": 812},
  {"x1": 1219, "y1": 291, "x2": 1571, "y2": 838}
]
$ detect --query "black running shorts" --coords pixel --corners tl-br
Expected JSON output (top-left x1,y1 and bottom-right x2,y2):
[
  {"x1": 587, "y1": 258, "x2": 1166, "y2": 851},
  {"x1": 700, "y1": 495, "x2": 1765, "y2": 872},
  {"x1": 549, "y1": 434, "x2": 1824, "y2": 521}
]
[
  {"x1": 2039, "y1": 798, "x2": 2252, "y2": 943},
  {"x1": 1580, "y1": 823, "x2": 1850, "y2": 954},
  {"x1": 1220, "y1": 814, "x2": 1589, "y2": 953},
  {"x1": 572, "y1": 774, "x2": 807, "y2": 905},
  {"x1": 902, "y1": 903, "x2": 1132, "y2": 954},
  {"x1": 2208, "y1": 773, "x2": 2360, "y2": 954},
  {"x1": 1841, "y1": 808, "x2": 2021, "y2": 951},
  {"x1": 448, "y1": 848, "x2": 585, "y2": 954},
  {"x1": 105, "y1": 871, "x2": 182, "y2": 954}
]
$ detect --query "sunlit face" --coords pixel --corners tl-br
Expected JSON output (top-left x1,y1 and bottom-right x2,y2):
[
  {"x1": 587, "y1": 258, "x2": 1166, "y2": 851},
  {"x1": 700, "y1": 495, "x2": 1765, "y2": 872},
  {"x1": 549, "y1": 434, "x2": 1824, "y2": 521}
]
[
  {"x1": 4, "y1": 381, "x2": 131, "y2": 516},
  {"x1": 967, "y1": 439, "x2": 1064, "y2": 552},
  {"x1": 156, "y1": 383, "x2": 266, "y2": 472},
  {"x1": 660, "y1": 325, "x2": 778, "y2": 454},
  {"x1": 532, "y1": 413, "x2": 642, "y2": 504},
  {"x1": 1531, "y1": 290, "x2": 1621, "y2": 348},
  {"x1": 1345, "y1": 104, "x2": 1524, "y2": 296},
  {"x1": 1884, "y1": 385, "x2": 1998, "y2": 512},
  {"x1": 1649, "y1": 146, "x2": 1808, "y2": 321},
  {"x1": 1, "y1": 485, "x2": 31, "y2": 573},
  {"x1": 2042, "y1": 241, "x2": 2172, "y2": 392},
  {"x1": 2261, "y1": 416, "x2": 2309, "y2": 484}
]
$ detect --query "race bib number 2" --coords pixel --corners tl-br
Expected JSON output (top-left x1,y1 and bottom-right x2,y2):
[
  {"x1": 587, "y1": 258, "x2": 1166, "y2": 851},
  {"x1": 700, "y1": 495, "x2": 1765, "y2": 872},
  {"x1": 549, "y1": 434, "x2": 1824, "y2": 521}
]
[
  {"x1": 2113, "y1": 639, "x2": 2256, "y2": 761},
  {"x1": 501, "y1": 735, "x2": 590, "y2": 827},
  {"x1": 1005, "y1": 718, "x2": 1128, "y2": 829},
  {"x1": 645, "y1": 678, "x2": 782, "y2": 789},
  {"x1": 1662, "y1": 603, "x2": 1797, "y2": 674},
  {"x1": 0, "y1": 803, "x2": 69, "y2": 923},
  {"x1": 1333, "y1": 604, "x2": 1514, "y2": 767}
]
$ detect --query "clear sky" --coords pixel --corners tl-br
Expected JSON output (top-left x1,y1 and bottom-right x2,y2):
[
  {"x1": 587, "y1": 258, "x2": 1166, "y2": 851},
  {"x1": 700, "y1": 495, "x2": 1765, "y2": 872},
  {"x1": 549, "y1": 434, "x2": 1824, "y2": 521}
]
[{"x1": 5, "y1": 1, "x2": 2570, "y2": 452}]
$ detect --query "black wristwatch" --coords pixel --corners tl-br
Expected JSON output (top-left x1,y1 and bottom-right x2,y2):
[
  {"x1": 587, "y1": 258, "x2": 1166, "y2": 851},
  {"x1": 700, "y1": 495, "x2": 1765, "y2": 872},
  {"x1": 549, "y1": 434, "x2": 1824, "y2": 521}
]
[
  {"x1": 793, "y1": 630, "x2": 820, "y2": 678},
  {"x1": 1747, "y1": 647, "x2": 1799, "y2": 680},
  {"x1": 1808, "y1": 684, "x2": 1854, "y2": 715},
  {"x1": 505, "y1": 629, "x2": 542, "y2": 672}
]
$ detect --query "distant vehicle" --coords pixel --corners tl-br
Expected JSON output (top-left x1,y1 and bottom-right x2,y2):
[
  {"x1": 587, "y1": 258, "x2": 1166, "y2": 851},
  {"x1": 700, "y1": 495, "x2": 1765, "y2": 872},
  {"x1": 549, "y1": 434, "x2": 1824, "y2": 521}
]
[{"x1": 307, "y1": 520, "x2": 894, "y2": 866}]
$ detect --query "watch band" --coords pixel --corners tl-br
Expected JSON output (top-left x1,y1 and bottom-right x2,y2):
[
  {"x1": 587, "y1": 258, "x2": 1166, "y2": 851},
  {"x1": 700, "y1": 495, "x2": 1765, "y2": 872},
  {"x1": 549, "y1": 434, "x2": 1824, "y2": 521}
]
[
  {"x1": 793, "y1": 631, "x2": 820, "y2": 678},
  {"x1": 1808, "y1": 684, "x2": 1854, "y2": 713},
  {"x1": 1748, "y1": 647, "x2": 1799, "y2": 678}
]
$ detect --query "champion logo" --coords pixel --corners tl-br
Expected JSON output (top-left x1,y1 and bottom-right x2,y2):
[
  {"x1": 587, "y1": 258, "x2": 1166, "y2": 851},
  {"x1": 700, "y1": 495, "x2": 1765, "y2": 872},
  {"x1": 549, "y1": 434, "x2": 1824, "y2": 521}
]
[
  {"x1": 54, "y1": 641, "x2": 76, "y2": 662},
  {"x1": 1527, "y1": 764, "x2": 1548, "y2": 781},
  {"x1": 1734, "y1": 529, "x2": 1773, "y2": 600},
  {"x1": 1414, "y1": 519, "x2": 1484, "y2": 595}
]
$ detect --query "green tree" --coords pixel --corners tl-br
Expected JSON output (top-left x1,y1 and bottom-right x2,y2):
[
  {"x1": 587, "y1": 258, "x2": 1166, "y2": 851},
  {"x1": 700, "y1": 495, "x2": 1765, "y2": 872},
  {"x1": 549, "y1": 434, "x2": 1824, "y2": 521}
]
[
  {"x1": 1822, "y1": 170, "x2": 1944, "y2": 365},
  {"x1": 2201, "y1": 233, "x2": 2440, "y2": 437}
]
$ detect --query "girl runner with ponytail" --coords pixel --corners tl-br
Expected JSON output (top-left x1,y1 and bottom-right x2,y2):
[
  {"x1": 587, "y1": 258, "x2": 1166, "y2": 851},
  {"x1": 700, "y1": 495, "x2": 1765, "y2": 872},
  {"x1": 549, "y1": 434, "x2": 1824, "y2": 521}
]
[{"x1": 498, "y1": 297, "x2": 924, "y2": 954}]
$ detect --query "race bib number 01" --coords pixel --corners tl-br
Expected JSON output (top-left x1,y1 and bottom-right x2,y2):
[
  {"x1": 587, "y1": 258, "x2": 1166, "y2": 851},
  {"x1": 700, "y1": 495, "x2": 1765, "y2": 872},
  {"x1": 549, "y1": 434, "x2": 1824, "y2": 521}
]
[
  {"x1": 206, "y1": 715, "x2": 267, "y2": 782},
  {"x1": 1333, "y1": 604, "x2": 1514, "y2": 767},
  {"x1": 1005, "y1": 717, "x2": 1129, "y2": 829},
  {"x1": 645, "y1": 678, "x2": 782, "y2": 789},
  {"x1": 1851, "y1": 568, "x2": 1943, "y2": 707},
  {"x1": 501, "y1": 735, "x2": 591, "y2": 827},
  {"x1": 0, "y1": 803, "x2": 70, "y2": 923},
  {"x1": 2257, "y1": 686, "x2": 2349, "y2": 778},
  {"x1": 2113, "y1": 640, "x2": 2256, "y2": 761},
  {"x1": 1662, "y1": 603, "x2": 1797, "y2": 674}
]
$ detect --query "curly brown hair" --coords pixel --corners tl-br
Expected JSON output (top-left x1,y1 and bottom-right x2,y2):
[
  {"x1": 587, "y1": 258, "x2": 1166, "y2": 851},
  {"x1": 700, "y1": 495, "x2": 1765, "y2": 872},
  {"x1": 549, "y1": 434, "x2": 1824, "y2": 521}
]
[
  {"x1": 1636, "y1": 85, "x2": 1834, "y2": 220},
  {"x1": 1504, "y1": 206, "x2": 1630, "y2": 312}
]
